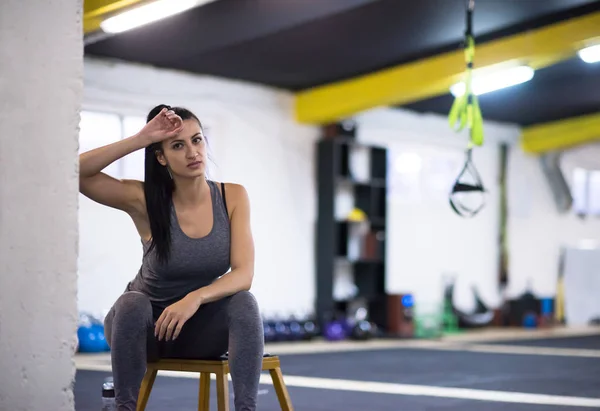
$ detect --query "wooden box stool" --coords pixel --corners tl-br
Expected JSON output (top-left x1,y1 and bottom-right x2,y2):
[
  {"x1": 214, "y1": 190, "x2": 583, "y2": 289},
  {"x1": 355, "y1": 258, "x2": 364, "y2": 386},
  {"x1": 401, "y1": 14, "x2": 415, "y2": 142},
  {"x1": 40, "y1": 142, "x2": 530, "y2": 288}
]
[{"x1": 136, "y1": 354, "x2": 293, "y2": 411}]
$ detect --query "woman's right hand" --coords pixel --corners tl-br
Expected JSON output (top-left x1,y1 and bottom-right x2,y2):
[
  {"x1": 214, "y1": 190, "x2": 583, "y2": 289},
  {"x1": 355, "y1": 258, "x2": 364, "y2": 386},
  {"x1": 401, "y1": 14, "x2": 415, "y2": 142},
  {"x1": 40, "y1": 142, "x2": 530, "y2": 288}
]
[{"x1": 139, "y1": 107, "x2": 184, "y2": 144}]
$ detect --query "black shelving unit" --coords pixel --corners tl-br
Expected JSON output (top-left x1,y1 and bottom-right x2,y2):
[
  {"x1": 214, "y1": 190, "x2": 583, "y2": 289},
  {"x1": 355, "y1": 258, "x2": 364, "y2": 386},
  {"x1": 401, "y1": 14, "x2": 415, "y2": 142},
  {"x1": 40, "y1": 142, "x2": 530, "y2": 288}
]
[{"x1": 315, "y1": 129, "x2": 389, "y2": 331}]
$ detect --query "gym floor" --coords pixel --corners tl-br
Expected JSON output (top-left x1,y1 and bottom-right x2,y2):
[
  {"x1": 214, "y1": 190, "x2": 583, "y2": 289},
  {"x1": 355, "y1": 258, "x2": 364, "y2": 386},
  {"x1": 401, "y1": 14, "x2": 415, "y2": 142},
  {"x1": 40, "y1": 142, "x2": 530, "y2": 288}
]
[{"x1": 74, "y1": 327, "x2": 600, "y2": 410}]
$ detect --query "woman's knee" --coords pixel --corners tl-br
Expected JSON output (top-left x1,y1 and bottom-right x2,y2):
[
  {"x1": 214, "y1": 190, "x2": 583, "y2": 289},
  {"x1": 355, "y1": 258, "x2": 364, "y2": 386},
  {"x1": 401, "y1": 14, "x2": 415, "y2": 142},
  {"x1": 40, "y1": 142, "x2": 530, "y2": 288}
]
[
  {"x1": 228, "y1": 290, "x2": 260, "y2": 320},
  {"x1": 105, "y1": 292, "x2": 153, "y2": 339},
  {"x1": 115, "y1": 291, "x2": 152, "y2": 317}
]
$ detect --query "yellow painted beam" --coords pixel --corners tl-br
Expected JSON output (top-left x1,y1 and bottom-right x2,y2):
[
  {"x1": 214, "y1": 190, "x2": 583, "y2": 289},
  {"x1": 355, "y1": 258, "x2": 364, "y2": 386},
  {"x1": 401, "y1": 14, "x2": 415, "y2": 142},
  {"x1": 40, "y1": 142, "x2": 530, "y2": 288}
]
[
  {"x1": 294, "y1": 11, "x2": 600, "y2": 124},
  {"x1": 521, "y1": 112, "x2": 600, "y2": 153},
  {"x1": 83, "y1": 0, "x2": 147, "y2": 34}
]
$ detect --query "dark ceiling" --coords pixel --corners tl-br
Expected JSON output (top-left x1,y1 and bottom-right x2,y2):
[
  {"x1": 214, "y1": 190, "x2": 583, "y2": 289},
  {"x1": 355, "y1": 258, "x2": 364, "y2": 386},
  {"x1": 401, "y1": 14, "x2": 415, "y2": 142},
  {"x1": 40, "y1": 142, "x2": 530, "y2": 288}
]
[
  {"x1": 84, "y1": 0, "x2": 600, "y2": 126},
  {"x1": 405, "y1": 57, "x2": 600, "y2": 126}
]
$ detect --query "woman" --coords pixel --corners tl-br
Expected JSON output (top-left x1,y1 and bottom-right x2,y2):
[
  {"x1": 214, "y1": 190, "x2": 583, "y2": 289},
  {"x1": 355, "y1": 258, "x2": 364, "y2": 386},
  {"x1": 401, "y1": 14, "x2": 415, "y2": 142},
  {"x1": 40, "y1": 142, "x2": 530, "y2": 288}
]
[{"x1": 79, "y1": 104, "x2": 264, "y2": 411}]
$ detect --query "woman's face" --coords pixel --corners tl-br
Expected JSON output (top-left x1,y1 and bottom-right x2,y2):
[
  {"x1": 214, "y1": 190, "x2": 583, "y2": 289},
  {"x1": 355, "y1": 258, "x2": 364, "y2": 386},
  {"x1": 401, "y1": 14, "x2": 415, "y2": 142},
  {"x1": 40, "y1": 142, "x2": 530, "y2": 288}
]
[{"x1": 156, "y1": 119, "x2": 207, "y2": 178}]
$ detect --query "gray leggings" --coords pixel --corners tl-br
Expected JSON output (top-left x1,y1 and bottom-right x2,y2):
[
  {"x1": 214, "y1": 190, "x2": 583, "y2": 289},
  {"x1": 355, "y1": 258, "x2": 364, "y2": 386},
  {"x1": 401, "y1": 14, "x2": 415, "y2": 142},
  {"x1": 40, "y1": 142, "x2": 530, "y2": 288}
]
[{"x1": 104, "y1": 290, "x2": 264, "y2": 411}]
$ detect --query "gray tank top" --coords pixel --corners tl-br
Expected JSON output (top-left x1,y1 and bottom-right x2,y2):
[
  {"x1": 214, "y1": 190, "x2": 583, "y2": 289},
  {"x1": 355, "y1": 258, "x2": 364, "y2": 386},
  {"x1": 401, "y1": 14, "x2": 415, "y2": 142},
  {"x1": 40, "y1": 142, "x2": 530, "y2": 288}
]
[{"x1": 127, "y1": 180, "x2": 231, "y2": 309}]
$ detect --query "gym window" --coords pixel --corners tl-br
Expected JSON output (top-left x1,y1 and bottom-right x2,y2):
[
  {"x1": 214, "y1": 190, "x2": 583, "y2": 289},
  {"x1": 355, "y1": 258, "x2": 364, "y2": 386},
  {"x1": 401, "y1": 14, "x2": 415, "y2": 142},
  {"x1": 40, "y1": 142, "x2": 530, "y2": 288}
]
[
  {"x1": 571, "y1": 167, "x2": 600, "y2": 217},
  {"x1": 78, "y1": 110, "x2": 147, "y2": 181}
]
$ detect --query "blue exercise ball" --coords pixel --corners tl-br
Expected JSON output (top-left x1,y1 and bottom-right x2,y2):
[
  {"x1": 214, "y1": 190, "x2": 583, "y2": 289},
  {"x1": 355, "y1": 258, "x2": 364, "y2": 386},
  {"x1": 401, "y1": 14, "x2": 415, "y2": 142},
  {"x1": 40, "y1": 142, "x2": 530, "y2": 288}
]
[{"x1": 77, "y1": 323, "x2": 109, "y2": 352}]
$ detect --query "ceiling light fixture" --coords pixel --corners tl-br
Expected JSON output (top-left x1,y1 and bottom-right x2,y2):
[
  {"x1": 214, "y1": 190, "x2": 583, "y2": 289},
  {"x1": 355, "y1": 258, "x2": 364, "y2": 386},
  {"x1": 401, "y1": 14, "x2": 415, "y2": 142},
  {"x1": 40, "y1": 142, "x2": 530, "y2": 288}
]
[
  {"x1": 450, "y1": 66, "x2": 535, "y2": 97},
  {"x1": 578, "y1": 44, "x2": 600, "y2": 64},
  {"x1": 100, "y1": 0, "x2": 213, "y2": 34}
]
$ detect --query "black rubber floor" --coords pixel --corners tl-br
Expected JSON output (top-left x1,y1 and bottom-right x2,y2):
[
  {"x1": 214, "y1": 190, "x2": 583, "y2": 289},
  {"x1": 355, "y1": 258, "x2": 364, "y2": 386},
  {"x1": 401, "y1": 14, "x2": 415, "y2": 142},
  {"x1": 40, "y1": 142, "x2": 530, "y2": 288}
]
[
  {"x1": 481, "y1": 334, "x2": 600, "y2": 350},
  {"x1": 274, "y1": 348, "x2": 600, "y2": 398},
  {"x1": 74, "y1": 344, "x2": 600, "y2": 410},
  {"x1": 74, "y1": 369, "x2": 591, "y2": 411}
]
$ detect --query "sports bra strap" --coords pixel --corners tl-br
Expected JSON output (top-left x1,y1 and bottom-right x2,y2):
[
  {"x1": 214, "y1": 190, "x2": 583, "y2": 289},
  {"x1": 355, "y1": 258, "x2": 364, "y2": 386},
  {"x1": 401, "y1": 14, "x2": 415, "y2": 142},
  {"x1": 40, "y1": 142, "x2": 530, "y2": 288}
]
[{"x1": 221, "y1": 182, "x2": 228, "y2": 216}]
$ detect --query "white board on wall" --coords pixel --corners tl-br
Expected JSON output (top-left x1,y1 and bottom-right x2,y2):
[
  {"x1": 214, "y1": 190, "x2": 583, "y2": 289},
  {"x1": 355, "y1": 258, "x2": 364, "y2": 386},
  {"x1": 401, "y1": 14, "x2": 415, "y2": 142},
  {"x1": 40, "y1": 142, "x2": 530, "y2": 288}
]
[{"x1": 563, "y1": 246, "x2": 600, "y2": 326}]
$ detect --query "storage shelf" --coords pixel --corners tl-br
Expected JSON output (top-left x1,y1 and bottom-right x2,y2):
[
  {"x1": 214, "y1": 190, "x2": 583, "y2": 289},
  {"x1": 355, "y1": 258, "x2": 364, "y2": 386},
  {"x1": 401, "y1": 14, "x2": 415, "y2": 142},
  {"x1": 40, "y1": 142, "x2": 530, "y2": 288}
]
[
  {"x1": 335, "y1": 176, "x2": 387, "y2": 188},
  {"x1": 316, "y1": 132, "x2": 389, "y2": 331}
]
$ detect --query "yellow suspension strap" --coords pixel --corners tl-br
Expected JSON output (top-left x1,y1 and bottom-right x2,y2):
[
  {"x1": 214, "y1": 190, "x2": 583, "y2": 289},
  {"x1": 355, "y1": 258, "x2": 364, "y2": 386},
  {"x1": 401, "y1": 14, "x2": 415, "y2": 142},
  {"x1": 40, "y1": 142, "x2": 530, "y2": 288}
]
[
  {"x1": 449, "y1": 0, "x2": 483, "y2": 146},
  {"x1": 448, "y1": 0, "x2": 486, "y2": 218}
]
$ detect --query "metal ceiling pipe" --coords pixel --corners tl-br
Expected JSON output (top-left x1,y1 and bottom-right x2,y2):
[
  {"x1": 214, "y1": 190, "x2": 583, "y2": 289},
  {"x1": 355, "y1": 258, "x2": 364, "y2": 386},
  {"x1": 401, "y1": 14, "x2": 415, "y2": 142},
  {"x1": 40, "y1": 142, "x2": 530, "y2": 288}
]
[{"x1": 539, "y1": 151, "x2": 573, "y2": 213}]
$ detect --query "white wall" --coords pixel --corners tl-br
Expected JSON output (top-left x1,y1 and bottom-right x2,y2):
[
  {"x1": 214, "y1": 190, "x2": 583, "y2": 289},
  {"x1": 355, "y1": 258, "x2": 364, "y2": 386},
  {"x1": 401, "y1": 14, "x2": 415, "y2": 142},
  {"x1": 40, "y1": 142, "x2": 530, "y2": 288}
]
[
  {"x1": 356, "y1": 108, "x2": 520, "y2": 312},
  {"x1": 78, "y1": 58, "x2": 319, "y2": 319},
  {"x1": 0, "y1": 1, "x2": 81, "y2": 410},
  {"x1": 507, "y1": 143, "x2": 600, "y2": 300},
  {"x1": 506, "y1": 147, "x2": 559, "y2": 299}
]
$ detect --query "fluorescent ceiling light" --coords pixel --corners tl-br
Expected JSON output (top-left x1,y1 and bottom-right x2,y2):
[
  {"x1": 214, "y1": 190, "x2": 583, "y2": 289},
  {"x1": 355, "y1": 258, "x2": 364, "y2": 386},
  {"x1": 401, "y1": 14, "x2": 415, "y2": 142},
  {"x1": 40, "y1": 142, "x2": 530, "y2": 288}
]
[
  {"x1": 450, "y1": 66, "x2": 535, "y2": 97},
  {"x1": 578, "y1": 45, "x2": 600, "y2": 64},
  {"x1": 100, "y1": 0, "x2": 209, "y2": 34}
]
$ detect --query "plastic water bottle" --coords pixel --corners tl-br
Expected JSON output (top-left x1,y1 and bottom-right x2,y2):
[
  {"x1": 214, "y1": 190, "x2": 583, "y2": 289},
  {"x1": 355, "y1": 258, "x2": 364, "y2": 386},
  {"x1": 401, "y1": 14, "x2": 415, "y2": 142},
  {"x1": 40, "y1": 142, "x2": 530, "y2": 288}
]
[{"x1": 102, "y1": 377, "x2": 116, "y2": 411}]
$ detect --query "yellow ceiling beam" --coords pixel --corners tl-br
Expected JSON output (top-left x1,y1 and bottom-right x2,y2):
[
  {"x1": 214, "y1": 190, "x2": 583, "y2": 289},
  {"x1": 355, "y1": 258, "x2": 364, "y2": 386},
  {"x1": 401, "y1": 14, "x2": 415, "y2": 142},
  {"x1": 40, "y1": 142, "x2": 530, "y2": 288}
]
[
  {"x1": 521, "y1": 112, "x2": 600, "y2": 154},
  {"x1": 294, "y1": 11, "x2": 600, "y2": 124},
  {"x1": 83, "y1": 0, "x2": 147, "y2": 34}
]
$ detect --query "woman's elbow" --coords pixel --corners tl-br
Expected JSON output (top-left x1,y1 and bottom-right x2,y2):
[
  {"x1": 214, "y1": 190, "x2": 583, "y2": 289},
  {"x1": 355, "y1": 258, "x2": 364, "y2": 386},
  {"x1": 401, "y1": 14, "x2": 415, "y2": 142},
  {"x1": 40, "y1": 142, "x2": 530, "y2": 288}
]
[{"x1": 242, "y1": 270, "x2": 254, "y2": 291}]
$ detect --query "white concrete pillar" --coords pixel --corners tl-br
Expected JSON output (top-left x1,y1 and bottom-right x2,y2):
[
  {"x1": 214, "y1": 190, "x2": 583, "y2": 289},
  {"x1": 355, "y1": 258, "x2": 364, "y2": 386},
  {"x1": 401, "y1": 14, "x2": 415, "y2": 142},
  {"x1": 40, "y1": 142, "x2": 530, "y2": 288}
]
[{"x1": 0, "y1": 1, "x2": 82, "y2": 410}]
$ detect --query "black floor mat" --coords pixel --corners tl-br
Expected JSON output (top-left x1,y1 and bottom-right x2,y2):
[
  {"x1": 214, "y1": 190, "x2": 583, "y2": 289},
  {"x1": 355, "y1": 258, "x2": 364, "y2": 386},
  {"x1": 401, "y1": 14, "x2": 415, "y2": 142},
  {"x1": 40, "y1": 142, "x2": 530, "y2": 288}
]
[
  {"x1": 273, "y1": 348, "x2": 600, "y2": 398},
  {"x1": 74, "y1": 370, "x2": 592, "y2": 411},
  {"x1": 481, "y1": 334, "x2": 600, "y2": 350}
]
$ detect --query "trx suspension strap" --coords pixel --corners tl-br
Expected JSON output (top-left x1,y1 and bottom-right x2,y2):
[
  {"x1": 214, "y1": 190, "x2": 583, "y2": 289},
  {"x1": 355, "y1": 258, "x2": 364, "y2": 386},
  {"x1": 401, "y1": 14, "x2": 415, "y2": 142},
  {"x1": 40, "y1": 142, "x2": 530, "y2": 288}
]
[
  {"x1": 448, "y1": 0, "x2": 486, "y2": 218},
  {"x1": 449, "y1": 148, "x2": 486, "y2": 217}
]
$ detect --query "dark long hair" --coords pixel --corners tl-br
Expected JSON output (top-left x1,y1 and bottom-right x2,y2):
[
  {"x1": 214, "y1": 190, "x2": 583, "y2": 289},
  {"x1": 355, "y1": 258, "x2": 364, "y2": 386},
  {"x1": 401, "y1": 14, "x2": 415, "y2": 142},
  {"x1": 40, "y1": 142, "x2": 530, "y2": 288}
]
[{"x1": 144, "y1": 104, "x2": 202, "y2": 264}]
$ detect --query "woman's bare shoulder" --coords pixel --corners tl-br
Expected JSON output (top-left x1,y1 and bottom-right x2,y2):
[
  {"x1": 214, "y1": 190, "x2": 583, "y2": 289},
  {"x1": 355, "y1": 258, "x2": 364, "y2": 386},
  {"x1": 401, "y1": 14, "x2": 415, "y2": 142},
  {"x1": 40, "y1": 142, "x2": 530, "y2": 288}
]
[{"x1": 217, "y1": 181, "x2": 249, "y2": 214}]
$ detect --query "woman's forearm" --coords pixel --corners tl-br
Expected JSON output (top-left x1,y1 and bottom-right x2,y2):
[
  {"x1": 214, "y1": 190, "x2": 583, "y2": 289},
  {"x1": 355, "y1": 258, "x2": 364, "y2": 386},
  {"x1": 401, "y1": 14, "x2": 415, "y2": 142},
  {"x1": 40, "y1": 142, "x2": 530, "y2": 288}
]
[
  {"x1": 190, "y1": 269, "x2": 253, "y2": 305},
  {"x1": 79, "y1": 133, "x2": 149, "y2": 178}
]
